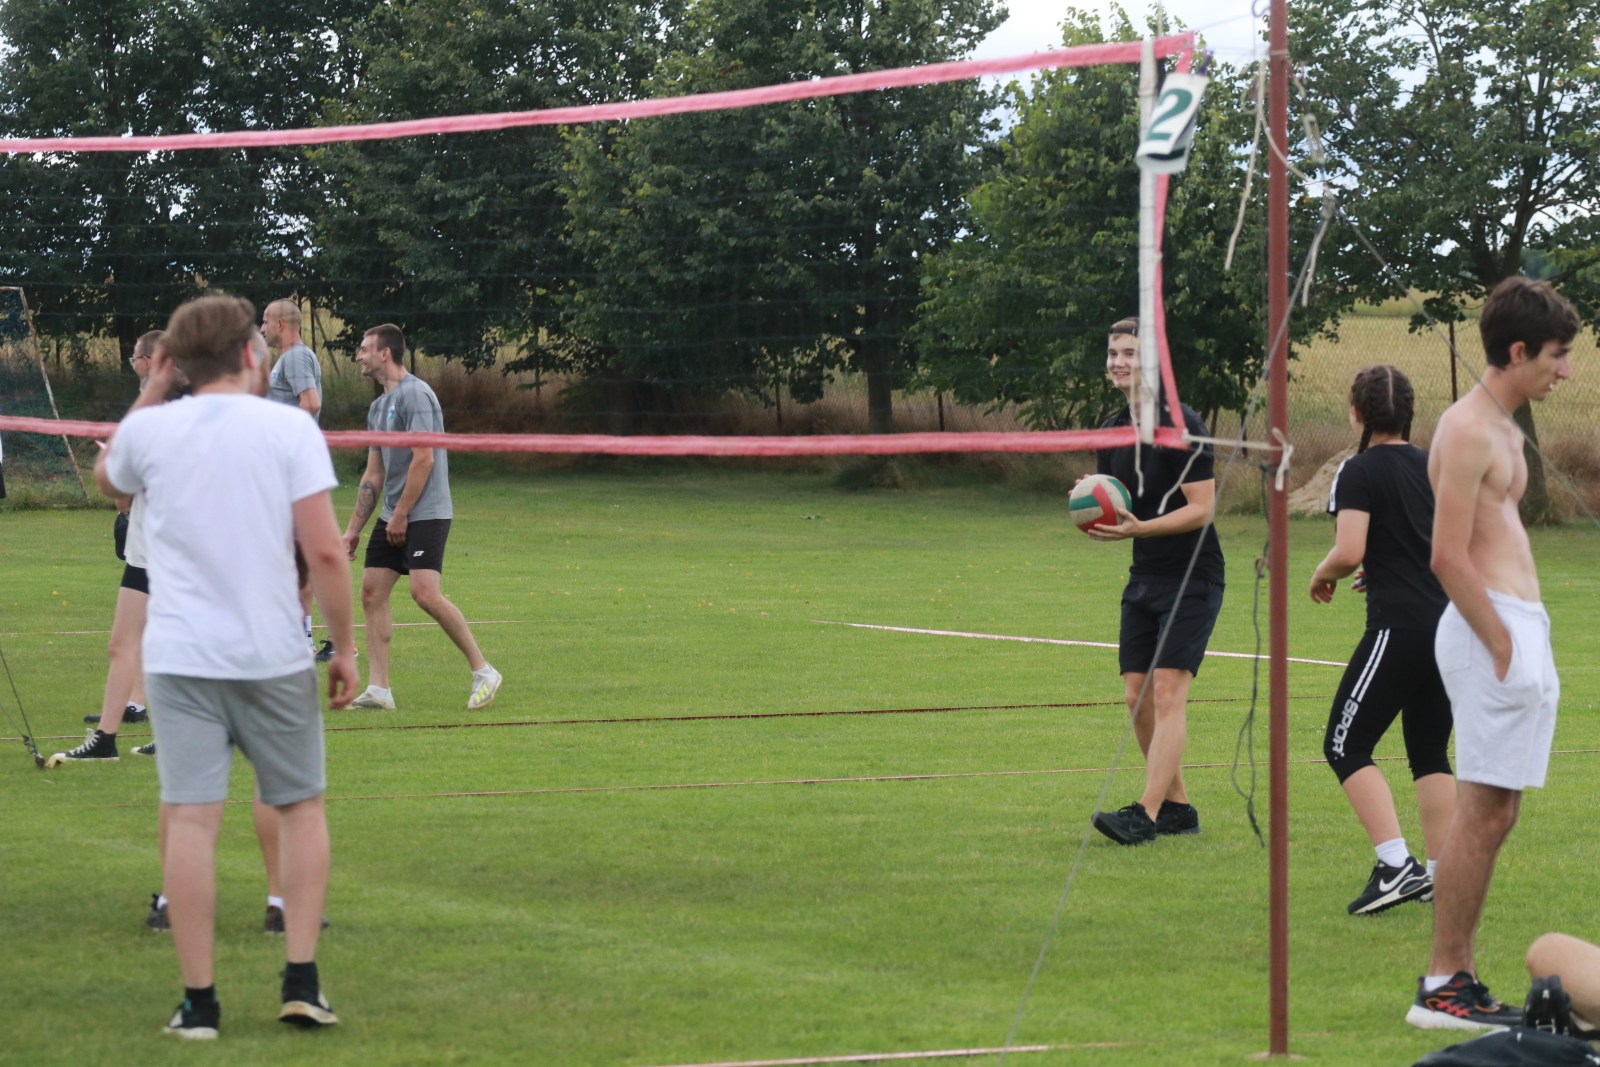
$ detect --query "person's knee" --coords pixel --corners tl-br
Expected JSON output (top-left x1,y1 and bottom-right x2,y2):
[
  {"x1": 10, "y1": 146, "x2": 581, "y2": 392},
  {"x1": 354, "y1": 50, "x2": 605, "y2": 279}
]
[
  {"x1": 1526, "y1": 932, "x2": 1580, "y2": 978},
  {"x1": 1325, "y1": 740, "x2": 1373, "y2": 781},
  {"x1": 360, "y1": 581, "x2": 389, "y2": 612}
]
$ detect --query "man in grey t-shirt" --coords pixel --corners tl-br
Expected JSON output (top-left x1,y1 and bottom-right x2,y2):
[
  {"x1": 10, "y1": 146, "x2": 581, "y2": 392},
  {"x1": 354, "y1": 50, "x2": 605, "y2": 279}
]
[
  {"x1": 340, "y1": 323, "x2": 501, "y2": 712},
  {"x1": 263, "y1": 300, "x2": 322, "y2": 422}
]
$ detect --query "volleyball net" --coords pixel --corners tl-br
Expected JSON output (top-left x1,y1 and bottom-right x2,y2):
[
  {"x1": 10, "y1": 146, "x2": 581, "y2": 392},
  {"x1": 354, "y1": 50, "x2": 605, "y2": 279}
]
[{"x1": 0, "y1": 34, "x2": 1208, "y2": 466}]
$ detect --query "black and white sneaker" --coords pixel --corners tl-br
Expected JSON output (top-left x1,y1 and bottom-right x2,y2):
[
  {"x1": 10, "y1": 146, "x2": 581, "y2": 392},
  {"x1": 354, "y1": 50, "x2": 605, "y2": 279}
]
[
  {"x1": 1348, "y1": 856, "x2": 1431, "y2": 915},
  {"x1": 313, "y1": 640, "x2": 335, "y2": 663},
  {"x1": 46, "y1": 729, "x2": 118, "y2": 767},
  {"x1": 1091, "y1": 802, "x2": 1157, "y2": 845},
  {"x1": 146, "y1": 893, "x2": 170, "y2": 932},
  {"x1": 1406, "y1": 972, "x2": 1521, "y2": 1031},
  {"x1": 134, "y1": 741, "x2": 157, "y2": 757},
  {"x1": 85, "y1": 703, "x2": 147, "y2": 725},
  {"x1": 279, "y1": 988, "x2": 339, "y2": 1028},
  {"x1": 164, "y1": 998, "x2": 220, "y2": 1040},
  {"x1": 1155, "y1": 800, "x2": 1201, "y2": 836}
]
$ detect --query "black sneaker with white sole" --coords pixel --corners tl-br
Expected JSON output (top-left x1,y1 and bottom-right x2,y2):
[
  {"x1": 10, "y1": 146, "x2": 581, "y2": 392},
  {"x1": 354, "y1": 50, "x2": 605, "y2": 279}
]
[
  {"x1": 46, "y1": 729, "x2": 118, "y2": 767},
  {"x1": 85, "y1": 703, "x2": 147, "y2": 725},
  {"x1": 134, "y1": 741, "x2": 156, "y2": 757},
  {"x1": 280, "y1": 988, "x2": 339, "y2": 1028},
  {"x1": 146, "y1": 893, "x2": 170, "y2": 931},
  {"x1": 1154, "y1": 800, "x2": 1200, "y2": 836},
  {"x1": 164, "y1": 998, "x2": 220, "y2": 1040},
  {"x1": 1091, "y1": 802, "x2": 1157, "y2": 845},
  {"x1": 1406, "y1": 971, "x2": 1522, "y2": 1031},
  {"x1": 1348, "y1": 856, "x2": 1431, "y2": 915}
]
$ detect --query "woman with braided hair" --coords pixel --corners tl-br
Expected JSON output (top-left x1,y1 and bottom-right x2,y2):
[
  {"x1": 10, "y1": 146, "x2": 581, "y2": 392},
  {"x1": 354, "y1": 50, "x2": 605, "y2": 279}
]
[{"x1": 1309, "y1": 365, "x2": 1456, "y2": 916}]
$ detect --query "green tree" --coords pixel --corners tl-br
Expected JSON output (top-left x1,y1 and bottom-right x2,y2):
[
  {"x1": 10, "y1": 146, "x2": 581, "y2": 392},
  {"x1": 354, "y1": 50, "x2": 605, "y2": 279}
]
[
  {"x1": 0, "y1": 0, "x2": 359, "y2": 366},
  {"x1": 912, "y1": 10, "x2": 1338, "y2": 431},
  {"x1": 560, "y1": 0, "x2": 1001, "y2": 431},
  {"x1": 1293, "y1": 0, "x2": 1600, "y2": 522},
  {"x1": 309, "y1": 0, "x2": 685, "y2": 370}
]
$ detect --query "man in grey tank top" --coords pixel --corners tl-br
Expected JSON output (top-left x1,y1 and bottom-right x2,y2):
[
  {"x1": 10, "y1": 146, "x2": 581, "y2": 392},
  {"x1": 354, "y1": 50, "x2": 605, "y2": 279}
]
[{"x1": 340, "y1": 323, "x2": 501, "y2": 711}]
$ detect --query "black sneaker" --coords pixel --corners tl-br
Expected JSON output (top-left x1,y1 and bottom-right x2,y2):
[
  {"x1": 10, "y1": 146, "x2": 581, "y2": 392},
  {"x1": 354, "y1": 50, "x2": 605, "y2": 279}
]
[
  {"x1": 164, "y1": 998, "x2": 220, "y2": 1040},
  {"x1": 1525, "y1": 976, "x2": 1576, "y2": 1036},
  {"x1": 280, "y1": 988, "x2": 339, "y2": 1028},
  {"x1": 146, "y1": 893, "x2": 170, "y2": 932},
  {"x1": 85, "y1": 703, "x2": 147, "y2": 725},
  {"x1": 1091, "y1": 802, "x2": 1157, "y2": 845},
  {"x1": 1406, "y1": 972, "x2": 1522, "y2": 1031},
  {"x1": 313, "y1": 640, "x2": 336, "y2": 663},
  {"x1": 264, "y1": 905, "x2": 332, "y2": 933},
  {"x1": 1154, "y1": 800, "x2": 1200, "y2": 836},
  {"x1": 1348, "y1": 856, "x2": 1430, "y2": 915},
  {"x1": 134, "y1": 741, "x2": 157, "y2": 757},
  {"x1": 46, "y1": 729, "x2": 118, "y2": 767}
]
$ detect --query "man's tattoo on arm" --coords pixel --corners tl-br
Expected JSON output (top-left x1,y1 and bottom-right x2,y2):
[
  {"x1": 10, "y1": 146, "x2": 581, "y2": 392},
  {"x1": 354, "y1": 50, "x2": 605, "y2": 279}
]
[{"x1": 352, "y1": 481, "x2": 379, "y2": 527}]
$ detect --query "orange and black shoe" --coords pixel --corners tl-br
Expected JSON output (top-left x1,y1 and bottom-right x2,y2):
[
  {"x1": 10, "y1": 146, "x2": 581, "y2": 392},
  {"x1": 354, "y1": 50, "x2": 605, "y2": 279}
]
[{"x1": 1406, "y1": 972, "x2": 1521, "y2": 1032}]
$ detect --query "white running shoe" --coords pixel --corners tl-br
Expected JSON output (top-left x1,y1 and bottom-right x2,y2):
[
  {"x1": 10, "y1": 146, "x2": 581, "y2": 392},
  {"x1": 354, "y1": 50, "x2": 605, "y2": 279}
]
[
  {"x1": 348, "y1": 685, "x2": 395, "y2": 710},
  {"x1": 467, "y1": 667, "x2": 502, "y2": 711}
]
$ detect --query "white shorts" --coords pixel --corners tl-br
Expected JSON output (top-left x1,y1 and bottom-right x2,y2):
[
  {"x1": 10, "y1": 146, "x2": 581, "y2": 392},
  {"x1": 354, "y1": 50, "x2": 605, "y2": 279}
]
[{"x1": 1434, "y1": 591, "x2": 1558, "y2": 791}]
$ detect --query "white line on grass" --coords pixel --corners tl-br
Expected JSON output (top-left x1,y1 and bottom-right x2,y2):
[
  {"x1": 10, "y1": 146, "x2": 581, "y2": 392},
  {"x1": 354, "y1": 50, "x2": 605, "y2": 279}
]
[
  {"x1": 8, "y1": 620, "x2": 522, "y2": 637},
  {"x1": 635, "y1": 1043, "x2": 1122, "y2": 1067},
  {"x1": 816, "y1": 620, "x2": 1347, "y2": 667}
]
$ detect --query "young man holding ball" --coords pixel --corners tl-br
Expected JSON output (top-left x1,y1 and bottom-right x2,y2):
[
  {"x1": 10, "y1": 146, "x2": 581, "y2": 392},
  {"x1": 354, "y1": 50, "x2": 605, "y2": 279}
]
[{"x1": 1087, "y1": 318, "x2": 1225, "y2": 846}]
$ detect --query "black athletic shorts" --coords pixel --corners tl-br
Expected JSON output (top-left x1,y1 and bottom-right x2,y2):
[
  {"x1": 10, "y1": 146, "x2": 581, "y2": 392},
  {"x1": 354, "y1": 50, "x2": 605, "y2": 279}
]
[
  {"x1": 1118, "y1": 579, "x2": 1225, "y2": 676},
  {"x1": 120, "y1": 564, "x2": 149, "y2": 595},
  {"x1": 364, "y1": 517, "x2": 451, "y2": 575}
]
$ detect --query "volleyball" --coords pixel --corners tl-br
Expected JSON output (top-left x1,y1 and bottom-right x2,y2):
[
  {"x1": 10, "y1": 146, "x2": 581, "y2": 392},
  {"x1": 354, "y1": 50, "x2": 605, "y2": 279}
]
[{"x1": 1069, "y1": 474, "x2": 1132, "y2": 532}]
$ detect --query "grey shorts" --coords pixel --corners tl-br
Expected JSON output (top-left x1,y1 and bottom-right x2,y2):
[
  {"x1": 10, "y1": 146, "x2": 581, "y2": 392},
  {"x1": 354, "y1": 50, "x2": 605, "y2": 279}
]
[{"x1": 146, "y1": 670, "x2": 326, "y2": 806}]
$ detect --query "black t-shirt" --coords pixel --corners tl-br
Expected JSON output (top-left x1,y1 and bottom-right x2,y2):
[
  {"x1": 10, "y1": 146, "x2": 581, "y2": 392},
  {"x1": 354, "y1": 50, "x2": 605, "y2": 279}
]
[
  {"x1": 1096, "y1": 402, "x2": 1225, "y2": 586},
  {"x1": 1326, "y1": 443, "x2": 1447, "y2": 631}
]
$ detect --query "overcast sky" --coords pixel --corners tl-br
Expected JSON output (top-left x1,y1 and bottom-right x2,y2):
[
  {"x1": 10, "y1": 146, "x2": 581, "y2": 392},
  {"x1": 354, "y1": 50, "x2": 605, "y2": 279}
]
[{"x1": 973, "y1": 1, "x2": 1269, "y2": 66}]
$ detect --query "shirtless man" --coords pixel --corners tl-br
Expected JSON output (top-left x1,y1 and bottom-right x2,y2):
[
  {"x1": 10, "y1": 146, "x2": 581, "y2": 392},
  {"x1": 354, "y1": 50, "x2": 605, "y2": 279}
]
[{"x1": 1405, "y1": 276, "x2": 1579, "y2": 1032}]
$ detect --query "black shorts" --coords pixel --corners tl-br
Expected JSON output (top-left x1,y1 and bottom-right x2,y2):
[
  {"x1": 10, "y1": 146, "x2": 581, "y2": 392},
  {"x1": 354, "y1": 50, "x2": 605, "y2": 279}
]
[
  {"x1": 364, "y1": 517, "x2": 451, "y2": 575},
  {"x1": 120, "y1": 564, "x2": 149, "y2": 594},
  {"x1": 1119, "y1": 579, "x2": 1224, "y2": 676}
]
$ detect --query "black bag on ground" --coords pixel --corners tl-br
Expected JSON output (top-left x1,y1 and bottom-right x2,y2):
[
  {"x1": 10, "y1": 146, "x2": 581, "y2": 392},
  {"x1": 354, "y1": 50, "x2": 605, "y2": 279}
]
[
  {"x1": 1410, "y1": 1027, "x2": 1600, "y2": 1066},
  {"x1": 113, "y1": 511, "x2": 128, "y2": 560}
]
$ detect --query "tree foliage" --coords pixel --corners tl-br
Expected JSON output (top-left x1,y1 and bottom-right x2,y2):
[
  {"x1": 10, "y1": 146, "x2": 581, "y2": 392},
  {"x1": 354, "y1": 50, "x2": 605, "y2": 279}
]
[
  {"x1": 559, "y1": 0, "x2": 1002, "y2": 430},
  {"x1": 1294, "y1": 0, "x2": 1600, "y2": 520},
  {"x1": 912, "y1": 11, "x2": 1337, "y2": 430}
]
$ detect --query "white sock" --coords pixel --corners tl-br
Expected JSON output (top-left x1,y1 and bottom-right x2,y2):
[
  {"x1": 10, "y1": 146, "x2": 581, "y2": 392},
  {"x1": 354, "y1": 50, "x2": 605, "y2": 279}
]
[
  {"x1": 157, "y1": 894, "x2": 168, "y2": 909},
  {"x1": 367, "y1": 685, "x2": 392, "y2": 696},
  {"x1": 1374, "y1": 837, "x2": 1410, "y2": 868},
  {"x1": 473, "y1": 664, "x2": 496, "y2": 678},
  {"x1": 1424, "y1": 974, "x2": 1456, "y2": 992},
  {"x1": 1426, "y1": 858, "x2": 1438, "y2": 879},
  {"x1": 304, "y1": 615, "x2": 314, "y2": 639},
  {"x1": 128, "y1": 702, "x2": 146, "y2": 714},
  {"x1": 267, "y1": 895, "x2": 285, "y2": 910}
]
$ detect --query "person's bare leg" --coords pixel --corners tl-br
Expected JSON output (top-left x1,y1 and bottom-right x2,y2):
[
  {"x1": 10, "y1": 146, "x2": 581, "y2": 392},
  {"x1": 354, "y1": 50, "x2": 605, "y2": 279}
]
[
  {"x1": 361, "y1": 567, "x2": 400, "y2": 688},
  {"x1": 1414, "y1": 772, "x2": 1456, "y2": 862},
  {"x1": 1136, "y1": 668, "x2": 1193, "y2": 818},
  {"x1": 1340, "y1": 765, "x2": 1404, "y2": 847},
  {"x1": 1428, "y1": 782, "x2": 1519, "y2": 977},
  {"x1": 253, "y1": 795, "x2": 280, "y2": 899},
  {"x1": 97, "y1": 587, "x2": 149, "y2": 734},
  {"x1": 409, "y1": 570, "x2": 487, "y2": 671},
  {"x1": 162, "y1": 801, "x2": 225, "y2": 989},
  {"x1": 1528, "y1": 933, "x2": 1600, "y2": 1025},
  {"x1": 275, "y1": 795, "x2": 330, "y2": 965}
]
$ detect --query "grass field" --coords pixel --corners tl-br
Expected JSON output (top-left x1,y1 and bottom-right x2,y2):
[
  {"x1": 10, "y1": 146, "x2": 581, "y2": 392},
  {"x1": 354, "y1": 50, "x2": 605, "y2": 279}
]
[{"x1": 5, "y1": 468, "x2": 1600, "y2": 1066}]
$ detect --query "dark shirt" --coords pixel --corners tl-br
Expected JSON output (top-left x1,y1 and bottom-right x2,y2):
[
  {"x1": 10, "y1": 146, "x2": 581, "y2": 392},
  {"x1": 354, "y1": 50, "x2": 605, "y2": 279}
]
[
  {"x1": 1096, "y1": 402, "x2": 1225, "y2": 586},
  {"x1": 1327, "y1": 443, "x2": 1447, "y2": 632}
]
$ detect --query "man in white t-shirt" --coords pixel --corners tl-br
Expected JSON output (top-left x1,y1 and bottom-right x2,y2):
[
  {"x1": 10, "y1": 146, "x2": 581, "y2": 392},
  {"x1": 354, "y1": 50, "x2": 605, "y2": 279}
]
[{"x1": 96, "y1": 294, "x2": 356, "y2": 1040}]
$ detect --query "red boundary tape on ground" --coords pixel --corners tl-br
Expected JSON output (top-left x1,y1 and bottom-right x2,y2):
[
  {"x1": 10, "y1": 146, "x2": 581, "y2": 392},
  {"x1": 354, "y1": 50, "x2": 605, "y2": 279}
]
[
  {"x1": 0, "y1": 37, "x2": 1193, "y2": 154},
  {"x1": 0, "y1": 414, "x2": 1187, "y2": 456}
]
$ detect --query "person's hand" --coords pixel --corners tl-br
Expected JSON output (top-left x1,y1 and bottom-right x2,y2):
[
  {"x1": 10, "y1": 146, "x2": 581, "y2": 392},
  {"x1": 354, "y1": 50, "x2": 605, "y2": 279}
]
[
  {"x1": 1309, "y1": 577, "x2": 1336, "y2": 603},
  {"x1": 1085, "y1": 506, "x2": 1141, "y2": 542},
  {"x1": 1492, "y1": 638, "x2": 1515, "y2": 683},
  {"x1": 340, "y1": 530, "x2": 360, "y2": 561},
  {"x1": 1350, "y1": 569, "x2": 1367, "y2": 594},
  {"x1": 386, "y1": 512, "x2": 409, "y2": 545},
  {"x1": 327, "y1": 652, "x2": 359, "y2": 708}
]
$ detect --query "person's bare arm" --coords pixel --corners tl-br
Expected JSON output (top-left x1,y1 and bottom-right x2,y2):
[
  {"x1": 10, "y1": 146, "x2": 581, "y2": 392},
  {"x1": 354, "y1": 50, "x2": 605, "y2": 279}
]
[
  {"x1": 297, "y1": 387, "x2": 322, "y2": 421},
  {"x1": 295, "y1": 489, "x2": 357, "y2": 707},
  {"x1": 1087, "y1": 478, "x2": 1216, "y2": 542},
  {"x1": 341, "y1": 449, "x2": 386, "y2": 560},
  {"x1": 384, "y1": 446, "x2": 434, "y2": 545},
  {"x1": 1310, "y1": 509, "x2": 1368, "y2": 603},
  {"x1": 1430, "y1": 417, "x2": 1512, "y2": 678}
]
